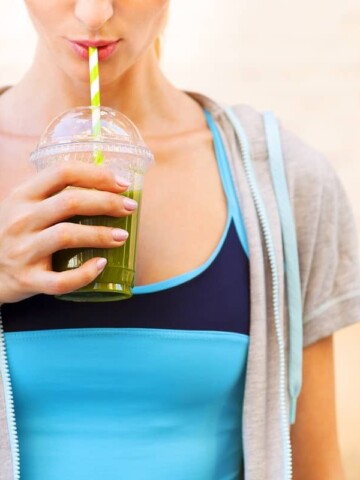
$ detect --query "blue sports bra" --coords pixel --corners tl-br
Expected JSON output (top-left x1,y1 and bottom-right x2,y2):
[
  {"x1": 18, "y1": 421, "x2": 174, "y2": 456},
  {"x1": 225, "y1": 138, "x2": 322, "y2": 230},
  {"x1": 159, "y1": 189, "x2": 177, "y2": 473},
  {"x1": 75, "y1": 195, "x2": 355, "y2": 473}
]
[{"x1": 2, "y1": 110, "x2": 250, "y2": 480}]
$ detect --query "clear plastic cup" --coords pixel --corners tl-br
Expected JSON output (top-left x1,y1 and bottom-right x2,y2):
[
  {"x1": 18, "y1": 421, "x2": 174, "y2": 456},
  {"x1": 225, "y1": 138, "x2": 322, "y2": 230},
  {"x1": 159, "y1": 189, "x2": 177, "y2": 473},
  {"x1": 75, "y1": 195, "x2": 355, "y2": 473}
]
[{"x1": 30, "y1": 106, "x2": 153, "y2": 302}]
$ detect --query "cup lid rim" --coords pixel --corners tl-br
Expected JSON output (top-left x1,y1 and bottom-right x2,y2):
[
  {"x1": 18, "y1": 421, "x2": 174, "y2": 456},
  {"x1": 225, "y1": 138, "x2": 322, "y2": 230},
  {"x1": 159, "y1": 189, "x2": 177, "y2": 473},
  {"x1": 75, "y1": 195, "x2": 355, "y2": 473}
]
[{"x1": 29, "y1": 140, "x2": 154, "y2": 164}]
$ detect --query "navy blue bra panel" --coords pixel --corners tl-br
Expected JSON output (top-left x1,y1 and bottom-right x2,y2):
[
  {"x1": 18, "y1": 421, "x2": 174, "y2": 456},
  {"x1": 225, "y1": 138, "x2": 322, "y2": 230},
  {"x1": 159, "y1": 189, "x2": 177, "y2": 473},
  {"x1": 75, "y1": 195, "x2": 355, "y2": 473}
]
[{"x1": 2, "y1": 221, "x2": 250, "y2": 335}]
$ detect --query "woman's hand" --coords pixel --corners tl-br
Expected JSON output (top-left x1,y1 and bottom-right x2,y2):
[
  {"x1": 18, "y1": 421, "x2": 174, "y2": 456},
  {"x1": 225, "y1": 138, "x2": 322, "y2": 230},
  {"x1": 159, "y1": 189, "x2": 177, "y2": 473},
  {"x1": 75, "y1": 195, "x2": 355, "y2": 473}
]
[{"x1": 0, "y1": 162, "x2": 137, "y2": 304}]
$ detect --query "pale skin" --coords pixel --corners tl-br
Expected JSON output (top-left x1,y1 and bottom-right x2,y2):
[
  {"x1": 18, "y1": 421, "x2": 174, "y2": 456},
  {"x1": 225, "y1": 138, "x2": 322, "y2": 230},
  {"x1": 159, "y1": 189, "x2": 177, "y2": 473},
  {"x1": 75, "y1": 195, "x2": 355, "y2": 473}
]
[{"x1": 0, "y1": 1, "x2": 345, "y2": 478}]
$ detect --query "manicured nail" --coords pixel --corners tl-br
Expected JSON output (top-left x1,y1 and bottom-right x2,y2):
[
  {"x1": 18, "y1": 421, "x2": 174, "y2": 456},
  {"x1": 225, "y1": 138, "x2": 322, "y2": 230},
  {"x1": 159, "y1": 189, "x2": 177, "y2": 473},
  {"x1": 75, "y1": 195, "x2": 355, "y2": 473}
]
[
  {"x1": 112, "y1": 229, "x2": 129, "y2": 241},
  {"x1": 96, "y1": 258, "x2": 107, "y2": 271},
  {"x1": 115, "y1": 175, "x2": 131, "y2": 187},
  {"x1": 123, "y1": 198, "x2": 138, "y2": 211}
]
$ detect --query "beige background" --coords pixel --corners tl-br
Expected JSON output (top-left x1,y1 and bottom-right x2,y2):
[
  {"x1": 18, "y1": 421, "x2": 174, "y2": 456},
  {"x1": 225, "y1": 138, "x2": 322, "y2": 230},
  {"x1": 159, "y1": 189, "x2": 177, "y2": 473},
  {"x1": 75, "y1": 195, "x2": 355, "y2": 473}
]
[{"x1": 1, "y1": 0, "x2": 359, "y2": 477}]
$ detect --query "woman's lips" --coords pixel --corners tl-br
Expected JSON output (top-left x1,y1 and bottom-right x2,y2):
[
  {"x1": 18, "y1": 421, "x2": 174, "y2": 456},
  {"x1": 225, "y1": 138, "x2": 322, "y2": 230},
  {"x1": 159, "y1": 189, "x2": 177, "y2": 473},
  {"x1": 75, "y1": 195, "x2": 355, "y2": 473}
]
[{"x1": 68, "y1": 39, "x2": 121, "y2": 61}]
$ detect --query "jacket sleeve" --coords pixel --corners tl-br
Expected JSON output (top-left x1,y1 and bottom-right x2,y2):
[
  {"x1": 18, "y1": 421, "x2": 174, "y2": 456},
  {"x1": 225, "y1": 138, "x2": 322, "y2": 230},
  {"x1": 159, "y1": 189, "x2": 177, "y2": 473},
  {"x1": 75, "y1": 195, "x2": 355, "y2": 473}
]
[{"x1": 281, "y1": 127, "x2": 360, "y2": 347}]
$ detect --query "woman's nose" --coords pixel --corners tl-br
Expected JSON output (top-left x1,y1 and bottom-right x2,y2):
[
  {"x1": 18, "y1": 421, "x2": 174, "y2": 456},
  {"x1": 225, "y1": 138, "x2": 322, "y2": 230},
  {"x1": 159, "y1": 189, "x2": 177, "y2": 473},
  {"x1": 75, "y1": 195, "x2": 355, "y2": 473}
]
[{"x1": 75, "y1": 0, "x2": 114, "y2": 32}]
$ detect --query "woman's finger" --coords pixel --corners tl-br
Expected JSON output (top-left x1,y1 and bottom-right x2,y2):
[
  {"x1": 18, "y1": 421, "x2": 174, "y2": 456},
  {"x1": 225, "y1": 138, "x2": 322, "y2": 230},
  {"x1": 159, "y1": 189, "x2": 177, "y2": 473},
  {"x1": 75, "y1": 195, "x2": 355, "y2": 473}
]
[
  {"x1": 33, "y1": 257, "x2": 108, "y2": 296},
  {"x1": 13, "y1": 162, "x2": 130, "y2": 200},
  {"x1": 29, "y1": 223, "x2": 129, "y2": 260},
  {"x1": 29, "y1": 188, "x2": 138, "y2": 230}
]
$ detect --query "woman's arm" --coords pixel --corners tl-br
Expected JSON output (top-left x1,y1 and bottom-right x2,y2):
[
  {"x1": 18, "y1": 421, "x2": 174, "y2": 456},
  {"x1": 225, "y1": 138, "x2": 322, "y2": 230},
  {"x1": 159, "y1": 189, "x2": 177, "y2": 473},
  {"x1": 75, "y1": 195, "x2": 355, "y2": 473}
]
[{"x1": 291, "y1": 335, "x2": 346, "y2": 480}]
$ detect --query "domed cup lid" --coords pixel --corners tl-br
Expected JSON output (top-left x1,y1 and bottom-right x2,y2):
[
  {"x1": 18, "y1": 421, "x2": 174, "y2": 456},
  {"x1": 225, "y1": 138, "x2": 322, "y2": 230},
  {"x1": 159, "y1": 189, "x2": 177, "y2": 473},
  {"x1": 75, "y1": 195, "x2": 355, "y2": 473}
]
[{"x1": 30, "y1": 106, "x2": 154, "y2": 166}]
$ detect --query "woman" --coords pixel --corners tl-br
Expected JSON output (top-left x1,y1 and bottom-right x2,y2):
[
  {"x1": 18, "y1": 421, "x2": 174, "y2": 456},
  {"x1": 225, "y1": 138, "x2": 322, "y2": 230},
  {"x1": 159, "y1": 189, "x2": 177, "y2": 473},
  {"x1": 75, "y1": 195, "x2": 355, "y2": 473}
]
[{"x1": 0, "y1": 1, "x2": 359, "y2": 479}]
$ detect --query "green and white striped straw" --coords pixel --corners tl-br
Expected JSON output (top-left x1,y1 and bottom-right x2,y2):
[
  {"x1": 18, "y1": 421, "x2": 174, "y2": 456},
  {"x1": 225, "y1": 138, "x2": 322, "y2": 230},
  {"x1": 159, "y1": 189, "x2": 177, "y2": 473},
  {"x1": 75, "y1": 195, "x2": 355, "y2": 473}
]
[{"x1": 89, "y1": 46, "x2": 103, "y2": 165}]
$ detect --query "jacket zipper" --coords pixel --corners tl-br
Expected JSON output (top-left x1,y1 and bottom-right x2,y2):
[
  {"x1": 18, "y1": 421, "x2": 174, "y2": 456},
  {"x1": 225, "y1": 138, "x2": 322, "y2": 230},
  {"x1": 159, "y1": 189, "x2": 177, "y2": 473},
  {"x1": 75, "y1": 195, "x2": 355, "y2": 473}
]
[
  {"x1": 224, "y1": 107, "x2": 293, "y2": 480},
  {"x1": 0, "y1": 308, "x2": 20, "y2": 480}
]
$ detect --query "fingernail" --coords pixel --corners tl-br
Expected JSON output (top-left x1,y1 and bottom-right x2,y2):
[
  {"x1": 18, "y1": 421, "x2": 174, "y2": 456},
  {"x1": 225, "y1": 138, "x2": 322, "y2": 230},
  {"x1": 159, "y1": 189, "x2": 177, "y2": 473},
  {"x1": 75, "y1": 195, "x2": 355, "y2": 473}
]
[
  {"x1": 123, "y1": 198, "x2": 138, "y2": 211},
  {"x1": 112, "y1": 229, "x2": 129, "y2": 241},
  {"x1": 96, "y1": 258, "x2": 107, "y2": 271},
  {"x1": 115, "y1": 175, "x2": 131, "y2": 187}
]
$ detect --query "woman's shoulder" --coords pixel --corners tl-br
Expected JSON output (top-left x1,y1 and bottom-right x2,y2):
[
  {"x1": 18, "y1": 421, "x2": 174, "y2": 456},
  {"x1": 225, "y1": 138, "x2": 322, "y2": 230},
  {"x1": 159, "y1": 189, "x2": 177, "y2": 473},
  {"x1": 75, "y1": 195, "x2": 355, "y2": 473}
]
[
  {"x1": 228, "y1": 102, "x2": 339, "y2": 197},
  {"x1": 237, "y1": 104, "x2": 351, "y2": 224},
  {"x1": 231, "y1": 103, "x2": 327, "y2": 167},
  {"x1": 189, "y1": 92, "x2": 339, "y2": 196}
]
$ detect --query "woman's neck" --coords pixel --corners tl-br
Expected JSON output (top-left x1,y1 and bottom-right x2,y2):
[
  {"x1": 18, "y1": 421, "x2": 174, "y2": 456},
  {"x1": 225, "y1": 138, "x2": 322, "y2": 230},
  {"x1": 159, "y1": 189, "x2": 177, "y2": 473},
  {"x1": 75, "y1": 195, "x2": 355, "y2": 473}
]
[{"x1": 0, "y1": 43, "x2": 205, "y2": 140}]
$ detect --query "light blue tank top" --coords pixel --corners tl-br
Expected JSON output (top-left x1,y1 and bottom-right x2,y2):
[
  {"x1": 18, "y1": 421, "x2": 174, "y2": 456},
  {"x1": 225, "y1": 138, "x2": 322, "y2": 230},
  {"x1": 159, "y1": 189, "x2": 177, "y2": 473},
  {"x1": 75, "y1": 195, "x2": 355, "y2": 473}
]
[{"x1": 4, "y1": 111, "x2": 250, "y2": 480}]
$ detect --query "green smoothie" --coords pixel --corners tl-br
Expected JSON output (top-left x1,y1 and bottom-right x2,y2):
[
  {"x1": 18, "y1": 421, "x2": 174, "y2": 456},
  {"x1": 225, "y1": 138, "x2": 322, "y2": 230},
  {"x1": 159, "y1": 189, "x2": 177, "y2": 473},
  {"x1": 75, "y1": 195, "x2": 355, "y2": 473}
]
[{"x1": 52, "y1": 189, "x2": 142, "y2": 302}]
